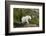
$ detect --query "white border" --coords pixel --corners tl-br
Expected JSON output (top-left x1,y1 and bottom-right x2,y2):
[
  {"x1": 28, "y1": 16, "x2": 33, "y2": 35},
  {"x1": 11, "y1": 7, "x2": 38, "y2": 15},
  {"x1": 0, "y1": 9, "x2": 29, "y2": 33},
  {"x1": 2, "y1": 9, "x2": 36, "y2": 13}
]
[{"x1": 9, "y1": 4, "x2": 43, "y2": 33}]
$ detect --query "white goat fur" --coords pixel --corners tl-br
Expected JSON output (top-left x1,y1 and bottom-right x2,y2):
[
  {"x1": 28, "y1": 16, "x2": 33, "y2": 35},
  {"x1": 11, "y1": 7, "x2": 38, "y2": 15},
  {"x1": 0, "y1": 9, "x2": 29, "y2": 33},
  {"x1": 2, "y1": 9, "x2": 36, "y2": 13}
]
[{"x1": 21, "y1": 15, "x2": 31, "y2": 24}]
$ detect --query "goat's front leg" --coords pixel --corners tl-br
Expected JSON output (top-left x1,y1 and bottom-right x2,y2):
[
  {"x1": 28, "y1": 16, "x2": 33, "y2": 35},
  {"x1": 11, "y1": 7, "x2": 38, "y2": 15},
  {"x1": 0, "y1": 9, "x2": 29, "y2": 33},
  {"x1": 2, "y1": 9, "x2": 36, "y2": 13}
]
[{"x1": 26, "y1": 20, "x2": 29, "y2": 24}]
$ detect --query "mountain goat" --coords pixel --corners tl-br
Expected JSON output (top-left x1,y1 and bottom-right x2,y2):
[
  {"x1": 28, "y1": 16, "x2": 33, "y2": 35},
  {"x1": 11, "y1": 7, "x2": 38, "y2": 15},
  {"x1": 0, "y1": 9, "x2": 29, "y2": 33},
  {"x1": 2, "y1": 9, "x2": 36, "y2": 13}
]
[{"x1": 21, "y1": 15, "x2": 31, "y2": 24}]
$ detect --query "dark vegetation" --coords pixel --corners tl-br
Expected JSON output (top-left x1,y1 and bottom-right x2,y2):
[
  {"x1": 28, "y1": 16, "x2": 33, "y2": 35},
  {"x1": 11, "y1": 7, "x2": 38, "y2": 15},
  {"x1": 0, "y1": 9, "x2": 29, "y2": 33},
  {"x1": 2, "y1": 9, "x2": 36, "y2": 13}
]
[{"x1": 13, "y1": 8, "x2": 39, "y2": 28}]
